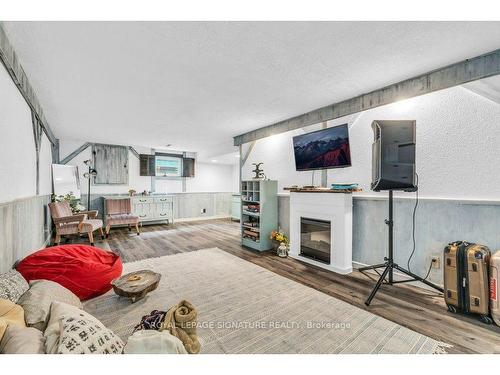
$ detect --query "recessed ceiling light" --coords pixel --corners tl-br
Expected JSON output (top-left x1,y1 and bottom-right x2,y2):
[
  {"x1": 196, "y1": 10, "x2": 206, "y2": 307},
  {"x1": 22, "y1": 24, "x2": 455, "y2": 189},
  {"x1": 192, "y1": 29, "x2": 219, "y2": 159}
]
[
  {"x1": 211, "y1": 159, "x2": 218, "y2": 163},
  {"x1": 234, "y1": 154, "x2": 240, "y2": 158}
]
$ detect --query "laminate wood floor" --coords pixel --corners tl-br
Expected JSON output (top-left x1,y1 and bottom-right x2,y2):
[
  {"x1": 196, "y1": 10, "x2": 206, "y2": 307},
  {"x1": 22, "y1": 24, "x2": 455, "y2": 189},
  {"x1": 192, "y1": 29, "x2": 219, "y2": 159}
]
[{"x1": 76, "y1": 219, "x2": 500, "y2": 354}]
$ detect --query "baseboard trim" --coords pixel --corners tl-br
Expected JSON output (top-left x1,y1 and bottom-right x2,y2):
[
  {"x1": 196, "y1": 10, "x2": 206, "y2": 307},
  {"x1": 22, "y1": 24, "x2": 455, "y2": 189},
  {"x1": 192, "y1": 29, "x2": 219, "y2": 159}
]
[{"x1": 175, "y1": 215, "x2": 231, "y2": 223}]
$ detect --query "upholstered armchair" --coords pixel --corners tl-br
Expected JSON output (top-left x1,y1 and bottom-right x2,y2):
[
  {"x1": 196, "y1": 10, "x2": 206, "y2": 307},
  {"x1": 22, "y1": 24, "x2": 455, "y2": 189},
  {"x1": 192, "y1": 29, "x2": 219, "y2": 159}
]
[
  {"x1": 49, "y1": 201, "x2": 104, "y2": 246},
  {"x1": 104, "y1": 198, "x2": 140, "y2": 237}
]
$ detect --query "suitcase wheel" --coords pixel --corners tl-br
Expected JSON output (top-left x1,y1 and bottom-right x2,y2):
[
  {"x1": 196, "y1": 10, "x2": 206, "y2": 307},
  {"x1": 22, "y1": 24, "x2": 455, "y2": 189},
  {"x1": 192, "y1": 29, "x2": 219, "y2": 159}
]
[
  {"x1": 480, "y1": 315, "x2": 493, "y2": 325},
  {"x1": 447, "y1": 305, "x2": 457, "y2": 314}
]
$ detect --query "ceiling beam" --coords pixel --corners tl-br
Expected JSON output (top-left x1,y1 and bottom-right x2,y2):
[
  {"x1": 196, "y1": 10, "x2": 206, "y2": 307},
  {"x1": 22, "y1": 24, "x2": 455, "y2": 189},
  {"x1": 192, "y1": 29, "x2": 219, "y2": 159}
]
[
  {"x1": 0, "y1": 23, "x2": 57, "y2": 146},
  {"x1": 234, "y1": 48, "x2": 500, "y2": 146},
  {"x1": 60, "y1": 142, "x2": 91, "y2": 164}
]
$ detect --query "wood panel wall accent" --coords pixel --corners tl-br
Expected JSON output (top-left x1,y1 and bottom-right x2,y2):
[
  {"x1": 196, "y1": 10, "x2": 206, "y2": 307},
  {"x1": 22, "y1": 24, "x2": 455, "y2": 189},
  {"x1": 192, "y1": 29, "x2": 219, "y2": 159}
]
[
  {"x1": 0, "y1": 195, "x2": 52, "y2": 273},
  {"x1": 139, "y1": 154, "x2": 155, "y2": 176},
  {"x1": 182, "y1": 157, "x2": 195, "y2": 178},
  {"x1": 92, "y1": 144, "x2": 129, "y2": 185}
]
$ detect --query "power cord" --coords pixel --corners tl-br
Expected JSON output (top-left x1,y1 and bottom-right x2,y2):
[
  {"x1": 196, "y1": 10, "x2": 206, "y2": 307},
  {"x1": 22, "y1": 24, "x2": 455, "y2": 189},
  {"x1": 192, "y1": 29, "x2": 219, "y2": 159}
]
[
  {"x1": 407, "y1": 173, "x2": 419, "y2": 273},
  {"x1": 406, "y1": 173, "x2": 434, "y2": 281}
]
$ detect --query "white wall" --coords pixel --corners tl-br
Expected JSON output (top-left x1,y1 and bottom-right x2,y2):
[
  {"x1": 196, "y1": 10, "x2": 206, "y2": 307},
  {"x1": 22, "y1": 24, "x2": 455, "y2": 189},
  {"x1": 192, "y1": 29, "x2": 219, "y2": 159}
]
[
  {"x1": 243, "y1": 86, "x2": 500, "y2": 200},
  {"x1": 186, "y1": 162, "x2": 236, "y2": 193},
  {"x1": 39, "y1": 134, "x2": 53, "y2": 195},
  {"x1": 59, "y1": 140, "x2": 238, "y2": 194},
  {"x1": 0, "y1": 61, "x2": 37, "y2": 203}
]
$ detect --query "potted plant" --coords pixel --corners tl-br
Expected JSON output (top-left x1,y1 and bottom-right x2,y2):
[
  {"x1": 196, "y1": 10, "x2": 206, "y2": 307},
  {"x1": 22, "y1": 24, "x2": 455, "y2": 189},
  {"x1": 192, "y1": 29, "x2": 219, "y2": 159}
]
[
  {"x1": 270, "y1": 229, "x2": 289, "y2": 257},
  {"x1": 52, "y1": 192, "x2": 86, "y2": 213}
]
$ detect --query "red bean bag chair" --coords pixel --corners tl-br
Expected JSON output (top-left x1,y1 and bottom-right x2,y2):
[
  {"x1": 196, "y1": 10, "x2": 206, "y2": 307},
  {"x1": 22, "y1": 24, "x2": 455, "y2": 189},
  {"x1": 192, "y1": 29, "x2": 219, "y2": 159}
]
[{"x1": 17, "y1": 244, "x2": 122, "y2": 301}]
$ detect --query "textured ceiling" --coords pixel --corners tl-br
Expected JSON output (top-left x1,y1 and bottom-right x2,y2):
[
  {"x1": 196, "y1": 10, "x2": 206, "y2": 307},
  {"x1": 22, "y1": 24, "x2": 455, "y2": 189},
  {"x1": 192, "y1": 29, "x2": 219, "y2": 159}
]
[{"x1": 4, "y1": 21, "x2": 500, "y2": 155}]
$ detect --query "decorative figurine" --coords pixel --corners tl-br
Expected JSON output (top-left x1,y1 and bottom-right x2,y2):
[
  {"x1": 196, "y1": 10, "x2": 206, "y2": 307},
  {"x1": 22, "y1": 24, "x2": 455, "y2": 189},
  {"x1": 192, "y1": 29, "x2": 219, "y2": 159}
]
[{"x1": 252, "y1": 163, "x2": 265, "y2": 179}]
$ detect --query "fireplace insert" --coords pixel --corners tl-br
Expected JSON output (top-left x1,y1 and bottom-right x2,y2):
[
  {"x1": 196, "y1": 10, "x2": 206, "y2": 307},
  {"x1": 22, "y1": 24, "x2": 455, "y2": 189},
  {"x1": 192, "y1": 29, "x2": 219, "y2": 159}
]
[{"x1": 300, "y1": 217, "x2": 331, "y2": 264}]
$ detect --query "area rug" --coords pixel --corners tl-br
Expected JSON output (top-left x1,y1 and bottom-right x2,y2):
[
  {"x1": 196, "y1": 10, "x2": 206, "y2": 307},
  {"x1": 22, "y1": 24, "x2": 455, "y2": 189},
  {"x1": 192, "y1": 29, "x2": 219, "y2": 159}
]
[{"x1": 84, "y1": 248, "x2": 451, "y2": 354}]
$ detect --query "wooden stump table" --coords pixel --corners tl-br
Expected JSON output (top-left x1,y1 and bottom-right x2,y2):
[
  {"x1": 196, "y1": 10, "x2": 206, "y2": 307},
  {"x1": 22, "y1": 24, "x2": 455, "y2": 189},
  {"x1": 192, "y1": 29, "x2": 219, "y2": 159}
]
[{"x1": 111, "y1": 270, "x2": 161, "y2": 303}]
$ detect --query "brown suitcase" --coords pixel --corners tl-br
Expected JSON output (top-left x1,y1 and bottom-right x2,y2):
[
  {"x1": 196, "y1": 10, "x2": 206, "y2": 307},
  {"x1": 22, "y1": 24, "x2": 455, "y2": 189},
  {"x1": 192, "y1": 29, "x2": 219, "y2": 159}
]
[
  {"x1": 490, "y1": 251, "x2": 500, "y2": 326},
  {"x1": 444, "y1": 241, "x2": 492, "y2": 324}
]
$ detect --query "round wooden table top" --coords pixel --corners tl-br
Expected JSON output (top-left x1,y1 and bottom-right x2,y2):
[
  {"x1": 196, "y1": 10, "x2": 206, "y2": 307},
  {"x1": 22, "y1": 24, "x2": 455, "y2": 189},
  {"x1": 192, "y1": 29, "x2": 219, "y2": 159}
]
[{"x1": 111, "y1": 270, "x2": 161, "y2": 302}]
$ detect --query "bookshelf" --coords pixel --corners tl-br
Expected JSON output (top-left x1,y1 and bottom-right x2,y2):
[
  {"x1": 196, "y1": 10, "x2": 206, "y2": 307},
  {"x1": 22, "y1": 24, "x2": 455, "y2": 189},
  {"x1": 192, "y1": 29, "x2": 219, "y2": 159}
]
[{"x1": 240, "y1": 179, "x2": 278, "y2": 251}]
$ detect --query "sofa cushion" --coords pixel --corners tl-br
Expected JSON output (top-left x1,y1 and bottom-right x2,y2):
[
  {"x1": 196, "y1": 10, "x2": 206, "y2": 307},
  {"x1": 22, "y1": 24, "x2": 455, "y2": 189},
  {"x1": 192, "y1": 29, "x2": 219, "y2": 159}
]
[
  {"x1": 17, "y1": 279, "x2": 82, "y2": 331},
  {"x1": 44, "y1": 301, "x2": 124, "y2": 354},
  {"x1": 0, "y1": 298, "x2": 25, "y2": 342},
  {"x1": 0, "y1": 325, "x2": 45, "y2": 354},
  {"x1": 0, "y1": 269, "x2": 29, "y2": 303},
  {"x1": 17, "y1": 244, "x2": 123, "y2": 300}
]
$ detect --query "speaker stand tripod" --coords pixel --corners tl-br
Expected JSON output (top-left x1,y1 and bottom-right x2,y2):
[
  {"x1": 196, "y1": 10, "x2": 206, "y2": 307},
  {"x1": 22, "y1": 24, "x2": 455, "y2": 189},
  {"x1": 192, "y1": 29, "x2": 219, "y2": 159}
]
[{"x1": 358, "y1": 190, "x2": 444, "y2": 306}]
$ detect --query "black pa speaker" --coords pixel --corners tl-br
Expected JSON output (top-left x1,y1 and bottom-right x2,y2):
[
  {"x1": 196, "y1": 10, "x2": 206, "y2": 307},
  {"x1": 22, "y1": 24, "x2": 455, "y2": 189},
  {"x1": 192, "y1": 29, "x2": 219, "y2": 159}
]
[{"x1": 371, "y1": 120, "x2": 416, "y2": 192}]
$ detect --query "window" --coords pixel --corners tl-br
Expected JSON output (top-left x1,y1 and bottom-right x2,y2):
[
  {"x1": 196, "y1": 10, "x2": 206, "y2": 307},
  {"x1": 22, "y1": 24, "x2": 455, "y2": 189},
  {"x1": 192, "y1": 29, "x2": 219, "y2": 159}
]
[{"x1": 155, "y1": 154, "x2": 182, "y2": 177}]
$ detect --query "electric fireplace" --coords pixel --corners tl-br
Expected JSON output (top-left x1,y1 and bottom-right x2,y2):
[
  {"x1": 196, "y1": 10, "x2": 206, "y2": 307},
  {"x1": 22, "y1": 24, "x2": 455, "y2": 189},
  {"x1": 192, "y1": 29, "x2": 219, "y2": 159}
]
[{"x1": 300, "y1": 217, "x2": 331, "y2": 264}]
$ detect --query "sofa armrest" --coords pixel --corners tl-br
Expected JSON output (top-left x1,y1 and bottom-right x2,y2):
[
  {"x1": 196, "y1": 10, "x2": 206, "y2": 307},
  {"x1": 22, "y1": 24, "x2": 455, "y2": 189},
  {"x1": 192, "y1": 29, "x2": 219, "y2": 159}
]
[
  {"x1": 79, "y1": 210, "x2": 98, "y2": 219},
  {"x1": 53, "y1": 214, "x2": 87, "y2": 225}
]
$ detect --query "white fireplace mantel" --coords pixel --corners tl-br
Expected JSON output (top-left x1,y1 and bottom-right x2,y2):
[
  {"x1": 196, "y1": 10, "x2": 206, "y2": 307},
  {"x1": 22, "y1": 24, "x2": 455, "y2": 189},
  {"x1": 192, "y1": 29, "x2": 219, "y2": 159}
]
[{"x1": 289, "y1": 192, "x2": 353, "y2": 274}]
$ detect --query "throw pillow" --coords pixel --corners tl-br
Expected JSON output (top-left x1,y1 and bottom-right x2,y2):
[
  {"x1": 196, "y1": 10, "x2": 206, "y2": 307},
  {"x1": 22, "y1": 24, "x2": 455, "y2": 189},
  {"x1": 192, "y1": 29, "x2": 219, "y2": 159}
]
[
  {"x1": 17, "y1": 279, "x2": 82, "y2": 331},
  {"x1": 124, "y1": 330, "x2": 187, "y2": 354},
  {"x1": 0, "y1": 298, "x2": 26, "y2": 341},
  {"x1": 58, "y1": 315, "x2": 124, "y2": 354},
  {"x1": 44, "y1": 301, "x2": 124, "y2": 354},
  {"x1": 0, "y1": 269, "x2": 29, "y2": 303},
  {"x1": 0, "y1": 325, "x2": 45, "y2": 354}
]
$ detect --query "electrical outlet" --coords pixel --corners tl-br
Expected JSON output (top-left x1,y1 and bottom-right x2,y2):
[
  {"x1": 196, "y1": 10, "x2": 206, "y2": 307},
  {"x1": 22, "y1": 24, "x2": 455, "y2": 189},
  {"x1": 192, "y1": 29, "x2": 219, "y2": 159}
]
[
  {"x1": 431, "y1": 256, "x2": 440, "y2": 269},
  {"x1": 201, "y1": 208, "x2": 206, "y2": 214}
]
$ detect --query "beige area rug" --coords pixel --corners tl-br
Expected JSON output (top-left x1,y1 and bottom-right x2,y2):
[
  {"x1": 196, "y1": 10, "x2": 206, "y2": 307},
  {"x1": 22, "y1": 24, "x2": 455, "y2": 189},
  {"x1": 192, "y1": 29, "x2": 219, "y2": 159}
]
[{"x1": 84, "y1": 248, "x2": 451, "y2": 354}]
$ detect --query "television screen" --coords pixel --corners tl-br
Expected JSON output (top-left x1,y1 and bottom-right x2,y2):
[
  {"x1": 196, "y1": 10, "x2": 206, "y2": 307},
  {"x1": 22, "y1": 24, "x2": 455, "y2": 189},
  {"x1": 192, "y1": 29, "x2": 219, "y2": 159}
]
[{"x1": 292, "y1": 124, "x2": 351, "y2": 171}]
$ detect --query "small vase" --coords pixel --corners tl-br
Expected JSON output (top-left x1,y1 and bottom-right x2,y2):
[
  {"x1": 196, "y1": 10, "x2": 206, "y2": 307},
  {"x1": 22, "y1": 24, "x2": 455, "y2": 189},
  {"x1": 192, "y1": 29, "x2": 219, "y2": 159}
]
[{"x1": 277, "y1": 242, "x2": 288, "y2": 258}]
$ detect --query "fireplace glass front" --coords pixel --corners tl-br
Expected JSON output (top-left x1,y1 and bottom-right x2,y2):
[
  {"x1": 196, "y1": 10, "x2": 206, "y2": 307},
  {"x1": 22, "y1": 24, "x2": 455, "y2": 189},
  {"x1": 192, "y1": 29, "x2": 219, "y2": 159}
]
[{"x1": 300, "y1": 217, "x2": 331, "y2": 264}]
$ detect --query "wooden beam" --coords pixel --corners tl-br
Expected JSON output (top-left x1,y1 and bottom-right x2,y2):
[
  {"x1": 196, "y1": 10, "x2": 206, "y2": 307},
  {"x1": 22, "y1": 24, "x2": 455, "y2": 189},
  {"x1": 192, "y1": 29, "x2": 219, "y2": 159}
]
[
  {"x1": 128, "y1": 146, "x2": 140, "y2": 159},
  {"x1": 240, "y1": 141, "x2": 256, "y2": 168},
  {"x1": 0, "y1": 23, "x2": 57, "y2": 146},
  {"x1": 234, "y1": 48, "x2": 500, "y2": 146},
  {"x1": 60, "y1": 142, "x2": 91, "y2": 164}
]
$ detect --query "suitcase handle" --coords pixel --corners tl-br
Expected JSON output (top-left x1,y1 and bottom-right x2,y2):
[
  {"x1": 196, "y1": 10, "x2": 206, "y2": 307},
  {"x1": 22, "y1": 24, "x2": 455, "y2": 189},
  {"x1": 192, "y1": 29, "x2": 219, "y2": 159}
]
[{"x1": 448, "y1": 240, "x2": 470, "y2": 247}]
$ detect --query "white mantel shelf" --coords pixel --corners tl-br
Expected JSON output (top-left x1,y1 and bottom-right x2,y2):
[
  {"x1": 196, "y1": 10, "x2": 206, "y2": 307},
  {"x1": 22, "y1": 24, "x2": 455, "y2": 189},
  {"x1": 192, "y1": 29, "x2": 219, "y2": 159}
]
[{"x1": 289, "y1": 191, "x2": 353, "y2": 275}]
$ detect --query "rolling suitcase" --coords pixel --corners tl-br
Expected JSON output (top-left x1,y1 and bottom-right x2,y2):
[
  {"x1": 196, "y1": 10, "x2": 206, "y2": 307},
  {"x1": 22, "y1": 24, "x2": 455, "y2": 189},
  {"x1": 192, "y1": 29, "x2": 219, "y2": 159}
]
[
  {"x1": 443, "y1": 241, "x2": 492, "y2": 324},
  {"x1": 490, "y1": 250, "x2": 500, "y2": 326}
]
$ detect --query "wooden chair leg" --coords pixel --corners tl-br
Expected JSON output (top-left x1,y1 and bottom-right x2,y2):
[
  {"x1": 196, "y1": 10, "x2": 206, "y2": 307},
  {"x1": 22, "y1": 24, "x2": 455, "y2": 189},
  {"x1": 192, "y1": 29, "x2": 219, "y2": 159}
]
[
  {"x1": 54, "y1": 233, "x2": 61, "y2": 246},
  {"x1": 135, "y1": 223, "x2": 140, "y2": 235},
  {"x1": 128, "y1": 224, "x2": 131, "y2": 231},
  {"x1": 88, "y1": 231, "x2": 94, "y2": 246},
  {"x1": 105, "y1": 224, "x2": 111, "y2": 238},
  {"x1": 99, "y1": 227, "x2": 105, "y2": 239}
]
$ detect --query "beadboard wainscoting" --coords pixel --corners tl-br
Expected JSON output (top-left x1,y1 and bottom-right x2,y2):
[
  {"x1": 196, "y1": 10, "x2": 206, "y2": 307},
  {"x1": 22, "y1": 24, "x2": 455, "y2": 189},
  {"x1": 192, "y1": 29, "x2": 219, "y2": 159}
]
[
  {"x1": 82, "y1": 192, "x2": 233, "y2": 222},
  {"x1": 278, "y1": 194, "x2": 500, "y2": 286},
  {"x1": 0, "y1": 195, "x2": 52, "y2": 273}
]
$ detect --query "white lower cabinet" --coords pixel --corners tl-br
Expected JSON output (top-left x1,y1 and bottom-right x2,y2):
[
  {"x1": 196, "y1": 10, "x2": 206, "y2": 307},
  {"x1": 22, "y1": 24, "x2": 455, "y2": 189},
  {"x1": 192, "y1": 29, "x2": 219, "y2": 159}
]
[{"x1": 131, "y1": 196, "x2": 174, "y2": 224}]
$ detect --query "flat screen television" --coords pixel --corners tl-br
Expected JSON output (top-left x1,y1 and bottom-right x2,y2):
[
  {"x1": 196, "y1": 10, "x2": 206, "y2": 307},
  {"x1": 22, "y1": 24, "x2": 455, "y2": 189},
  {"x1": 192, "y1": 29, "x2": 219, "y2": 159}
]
[{"x1": 292, "y1": 124, "x2": 351, "y2": 171}]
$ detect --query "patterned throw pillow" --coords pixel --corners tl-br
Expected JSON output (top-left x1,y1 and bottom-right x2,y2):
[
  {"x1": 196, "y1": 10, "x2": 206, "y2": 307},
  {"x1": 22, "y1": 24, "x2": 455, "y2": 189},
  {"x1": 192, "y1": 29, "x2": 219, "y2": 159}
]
[
  {"x1": 0, "y1": 270, "x2": 29, "y2": 303},
  {"x1": 57, "y1": 313, "x2": 124, "y2": 354}
]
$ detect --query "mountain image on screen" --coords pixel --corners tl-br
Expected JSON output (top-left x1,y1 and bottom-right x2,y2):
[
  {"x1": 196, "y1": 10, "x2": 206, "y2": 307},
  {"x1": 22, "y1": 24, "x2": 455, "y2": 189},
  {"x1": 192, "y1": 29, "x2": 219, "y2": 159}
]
[{"x1": 293, "y1": 124, "x2": 351, "y2": 170}]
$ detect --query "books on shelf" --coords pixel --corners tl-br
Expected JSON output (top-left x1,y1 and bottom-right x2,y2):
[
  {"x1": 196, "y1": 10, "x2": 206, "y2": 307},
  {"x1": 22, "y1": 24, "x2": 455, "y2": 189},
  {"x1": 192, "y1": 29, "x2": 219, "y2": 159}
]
[
  {"x1": 243, "y1": 229, "x2": 259, "y2": 237},
  {"x1": 242, "y1": 204, "x2": 260, "y2": 213},
  {"x1": 243, "y1": 221, "x2": 259, "y2": 227}
]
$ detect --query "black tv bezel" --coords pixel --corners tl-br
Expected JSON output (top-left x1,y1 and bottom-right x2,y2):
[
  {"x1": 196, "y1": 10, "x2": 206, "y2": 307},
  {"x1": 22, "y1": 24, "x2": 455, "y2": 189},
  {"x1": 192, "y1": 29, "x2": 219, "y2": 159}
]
[{"x1": 292, "y1": 123, "x2": 352, "y2": 172}]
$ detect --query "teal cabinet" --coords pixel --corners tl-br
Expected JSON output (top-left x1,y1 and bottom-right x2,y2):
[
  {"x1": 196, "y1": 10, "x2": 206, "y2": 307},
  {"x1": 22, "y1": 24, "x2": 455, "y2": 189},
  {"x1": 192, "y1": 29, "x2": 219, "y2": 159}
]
[{"x1": 241, "y1": 180, "x2": 278, "y2": 251}]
